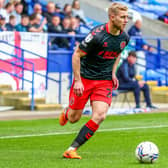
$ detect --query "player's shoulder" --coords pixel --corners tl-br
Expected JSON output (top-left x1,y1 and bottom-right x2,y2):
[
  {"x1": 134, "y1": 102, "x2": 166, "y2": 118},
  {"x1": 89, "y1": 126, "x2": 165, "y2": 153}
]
[
  {"x1": 121, "y1": 31, "x2": 129, "y2": 38},
  {"x1": 90, "y1": 23, "x2": 106, "y2": 36},
  {"x1": 121, "y1": 31, "x2": 130, "y2": 43}
]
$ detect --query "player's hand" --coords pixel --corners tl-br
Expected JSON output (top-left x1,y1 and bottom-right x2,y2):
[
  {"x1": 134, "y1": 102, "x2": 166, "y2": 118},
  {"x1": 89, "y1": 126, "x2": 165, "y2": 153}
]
[
  {"x1": 138, "y1": 81, "x2": 145, "y2": 88},
  {"x1": 73, "y1": 80, "x2": 84, "y2": 97},
  {"x1": 112, "y1": 74, "x2": 119, "y2": 90}
]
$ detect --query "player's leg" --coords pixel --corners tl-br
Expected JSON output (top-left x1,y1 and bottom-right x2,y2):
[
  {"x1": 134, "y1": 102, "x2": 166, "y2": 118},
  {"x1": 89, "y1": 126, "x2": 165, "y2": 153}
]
[
  {"x1": 62, "y1": 78, "x2": 93, "y2": 159},
  {"x1": 63, "y1": 80, "x2": 112, "y2": 159},
  {"x1": 91, "y1": 100, "x2": 109, "y2": 124},
  {"x1": 59, "y1": 108, "x2": 83, "y2": 126},
  {"x1": 59, "y1": 78, "x2": 90, "y2": 126},
  {"x1": 63, "y1": 101, "x2": 109, "y2": 159}
]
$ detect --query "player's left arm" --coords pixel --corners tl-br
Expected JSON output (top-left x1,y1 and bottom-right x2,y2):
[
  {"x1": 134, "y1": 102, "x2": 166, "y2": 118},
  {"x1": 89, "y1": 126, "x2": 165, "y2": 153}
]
[{"x1": 112, "y1": 54, "x2": 121, "y2": 90}]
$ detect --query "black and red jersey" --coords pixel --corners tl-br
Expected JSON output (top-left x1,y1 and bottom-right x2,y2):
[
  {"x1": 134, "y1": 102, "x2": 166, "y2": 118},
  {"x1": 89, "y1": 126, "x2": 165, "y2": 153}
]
[{"x1": 79, "y1": 23, "x2": 129, "y2": 80}]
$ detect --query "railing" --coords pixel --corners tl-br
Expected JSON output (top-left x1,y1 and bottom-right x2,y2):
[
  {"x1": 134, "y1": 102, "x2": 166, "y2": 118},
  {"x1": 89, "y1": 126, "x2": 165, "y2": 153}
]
[
  {"x1": 48, "y1": 33, "x2": 85, "y2": 86},
  {"x1": 128, "y1": 36, "x2": 168, "y2": 85},
  {"x1": 0, "y1": 51, "x2": 35, "y2": 110},
  {"x1": 0, "y1": 40, "x2": 62, "y2": 104},
  {"x1": 0, "y1": 34, "x2": 168, "y2": 110}
]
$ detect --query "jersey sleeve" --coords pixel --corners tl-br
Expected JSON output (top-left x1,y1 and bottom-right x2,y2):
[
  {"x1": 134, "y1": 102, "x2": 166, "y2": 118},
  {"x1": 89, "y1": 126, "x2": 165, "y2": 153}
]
[{"x1": 79, "y1": 31, "x2": 98, "y2": 54}]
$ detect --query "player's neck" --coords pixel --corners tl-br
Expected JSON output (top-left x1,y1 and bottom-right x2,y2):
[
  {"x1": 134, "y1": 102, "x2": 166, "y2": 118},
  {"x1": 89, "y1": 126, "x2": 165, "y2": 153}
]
[{"x1": 108, "y1": 22, "x2": 120, "y2": 36}]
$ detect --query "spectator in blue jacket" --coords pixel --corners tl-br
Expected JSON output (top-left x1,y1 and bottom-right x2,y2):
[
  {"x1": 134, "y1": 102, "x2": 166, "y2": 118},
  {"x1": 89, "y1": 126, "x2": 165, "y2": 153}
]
[
  {"x1": 6, "y1": 15, "x2": 16, "y2": 31},
  {"x1": 43, "y1": 1, "x2": 55, "y2": 24},
  {"x1": 128, "y1": 20, "x2": 153, "y2": 51},
  {"x1": 0, "y1": 14, "x2": 6, "y2": 31},
  {"x1": 15, "y1": 14, "x2": 29, "y2": 31},
  {"x1": 117, "y1": 51, "x2": 156, "y2": 109}
]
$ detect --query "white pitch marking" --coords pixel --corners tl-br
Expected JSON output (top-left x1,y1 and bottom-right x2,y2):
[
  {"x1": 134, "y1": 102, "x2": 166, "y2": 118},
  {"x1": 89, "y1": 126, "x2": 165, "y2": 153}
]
[{"x1": 0, "y1": 125, "x2": 168, "y2": 140}]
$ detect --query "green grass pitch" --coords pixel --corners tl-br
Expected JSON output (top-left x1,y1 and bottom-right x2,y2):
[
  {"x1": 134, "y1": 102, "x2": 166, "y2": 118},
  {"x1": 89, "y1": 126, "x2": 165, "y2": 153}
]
[{"x1": 0, "y1": 112, "x2": 168, "y2": 168}]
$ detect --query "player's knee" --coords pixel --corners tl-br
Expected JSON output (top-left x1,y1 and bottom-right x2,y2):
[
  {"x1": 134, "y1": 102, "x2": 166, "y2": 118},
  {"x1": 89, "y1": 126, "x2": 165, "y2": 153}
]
[
  {"x1": 99, "y1": 114, "x2": 106, "y2": 122},
  {"x1": 133, "y1": 82, "x2": 139, "y2": 89},
  {"x1": 93, "y1": 113, "x2": 106, "y2": 124},
  {"x1": 69, "y1": 116, "x2": 80, "y2": 123},
  {"x1": 68, "y1": 113, "x2": 81, "y2": 123}
]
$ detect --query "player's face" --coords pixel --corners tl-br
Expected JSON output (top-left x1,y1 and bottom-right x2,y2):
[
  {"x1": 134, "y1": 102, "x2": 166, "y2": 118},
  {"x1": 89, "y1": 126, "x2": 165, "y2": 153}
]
[{"x1": 112, "y1": 10, "x2": 128, "y2": 31}]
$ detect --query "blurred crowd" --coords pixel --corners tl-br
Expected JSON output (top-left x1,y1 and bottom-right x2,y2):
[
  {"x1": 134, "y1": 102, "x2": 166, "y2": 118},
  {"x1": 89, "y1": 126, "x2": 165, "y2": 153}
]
[
  {"x1": 0, "y1": 0, "x2": 88, "y2": 34},
  {"x1": 112, "y1": 0, "x2": 168, "y2": 25}
]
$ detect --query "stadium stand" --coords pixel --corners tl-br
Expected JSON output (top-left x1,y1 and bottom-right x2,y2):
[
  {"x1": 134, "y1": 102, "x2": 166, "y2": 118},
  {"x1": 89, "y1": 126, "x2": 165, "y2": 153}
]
[
  {"x1": 111, "y1": 0, "x2": 168, "y2": 21},
  {"x1": 0, "y1": 0, "x2": 168, "y2": 110}
]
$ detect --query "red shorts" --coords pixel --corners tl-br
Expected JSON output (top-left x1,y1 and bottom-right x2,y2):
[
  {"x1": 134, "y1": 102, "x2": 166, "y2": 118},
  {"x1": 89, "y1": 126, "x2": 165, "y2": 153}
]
[{"x1": 69, "y1": 77, "x2": 113, "y2": 110}]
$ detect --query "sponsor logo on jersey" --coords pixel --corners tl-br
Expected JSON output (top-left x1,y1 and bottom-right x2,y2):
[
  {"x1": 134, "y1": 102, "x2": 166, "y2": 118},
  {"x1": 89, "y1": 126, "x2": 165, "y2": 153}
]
[
  {"x1": 81, "y1": 40, "x2": 87, "y2": 47},
  {"x1": 85, "y1": 33, "x2": 93, "y2": 43},
  {"x1": 120, "y1": 41, "x2": 126, "y2": 50},
  {"x1": 98, "y1": 51, "x2": 119, "y2": 59},
  {"x1": 69, "y1": 97, "x2": 74, "y2": 106},
  {"x1": 103, "y1": 42, "x2": 108, "y2": 47}
]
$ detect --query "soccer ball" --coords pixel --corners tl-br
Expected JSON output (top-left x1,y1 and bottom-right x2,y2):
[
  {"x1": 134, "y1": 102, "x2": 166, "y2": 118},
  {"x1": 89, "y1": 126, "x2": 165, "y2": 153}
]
[{"x1": 135, "y1": 141, "x2": 159, "y2": 163}]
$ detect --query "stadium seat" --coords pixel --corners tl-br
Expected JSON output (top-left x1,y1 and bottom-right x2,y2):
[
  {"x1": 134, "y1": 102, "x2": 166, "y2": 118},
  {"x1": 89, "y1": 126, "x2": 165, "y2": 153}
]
[{"x1": 112, "y1": 90, "x2": 132, "y2": 108}]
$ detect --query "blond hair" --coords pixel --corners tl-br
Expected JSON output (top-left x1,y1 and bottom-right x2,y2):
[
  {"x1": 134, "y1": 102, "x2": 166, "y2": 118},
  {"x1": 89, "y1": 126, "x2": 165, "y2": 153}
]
[{"x1": 108, "y1": 3, "x2": 128, "y2": 18}]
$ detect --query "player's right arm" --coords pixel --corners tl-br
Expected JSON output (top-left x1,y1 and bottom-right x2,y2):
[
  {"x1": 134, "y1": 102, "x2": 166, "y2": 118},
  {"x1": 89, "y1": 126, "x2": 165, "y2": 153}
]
[
  {"x1": 72, "y1": 46, "x2": 86, "y2": 97},
  {"x1": 72, "y1": 31, "x2": 97, "y2": 96}
]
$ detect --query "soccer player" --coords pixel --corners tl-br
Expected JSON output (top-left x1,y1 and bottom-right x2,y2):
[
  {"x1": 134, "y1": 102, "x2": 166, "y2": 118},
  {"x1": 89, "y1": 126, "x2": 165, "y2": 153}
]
[{"x1": 59, "y1": 2, "x2": 129, "y2": 159}]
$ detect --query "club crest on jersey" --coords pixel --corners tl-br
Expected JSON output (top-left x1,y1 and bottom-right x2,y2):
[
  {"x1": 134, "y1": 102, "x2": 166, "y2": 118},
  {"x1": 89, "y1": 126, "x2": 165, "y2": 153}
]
[
  {"x1": 69, "y1": 97, "x2": 74, "y2": 106},
  {"x1": 120, "y1": 41, "x2": 126, "y2": 50},
  {"x1": 85, "y1": 33, "x2": 93, "y2": 43},
  {"x1": 103, "y1": 42, "x2": 108, "y2": 47}
]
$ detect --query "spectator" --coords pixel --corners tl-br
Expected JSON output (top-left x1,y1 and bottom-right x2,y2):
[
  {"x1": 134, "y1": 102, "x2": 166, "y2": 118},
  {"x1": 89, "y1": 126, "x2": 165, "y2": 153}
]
[
  {"x1": 0, "y1": 0, "x2": 6, "y2": 18},
  {"x1": 63, "y1": 3, "x2": 72, "y2": 18},
  {"x1": 58, "y1": 16, "x2": 76, "y2": 49},
  {"x1": 117, "y1": 51, "x2": 157, "y2": 109},
  {"x1": 55, "y1": 3, "x2": 61, "y2": 13},
  {"x1": 128, "y1": 19, "x2": 153, "y2": 51},
  {"x1": 61, "y1": 16, "x2": 75, "y2": 34},
  {"x1": 129, "y1": 0, "x2": 137, "y2": 3},
  {"x1": 43, "y1": 1, "x2": 55, "y2": 24},
  {"x1": 48, "y1": 14, "x2": 62, "y2": 33},
  {"x1": 48, "y1": 14, "x2": 69, "y2": 49},
  {"x1": 9, "y1": 0, "x2": 21, "y2": 6},
  {"x1": 12, "y1": 2, "x2": 23, "y2": 24},
  {"x1": 72, "y1": 0, "x2": 86, "y2": 24},
  {"x1": 34, "y1": 3, "x2": 42, "y2": 15},
  {"x1": 0, "y1": 14, "x2": 6, "y2": 31},
  {"x1": 70, "y1": 16, "x2": 80, "y2": 34},
  {"x1": 5, "y1": 14, "x2": 16, "y2": 31},
  {"x1": 22, "y1": 0, "x2": 47, "y2": 15},
  {"x1": 4, "y1": 2, "x2": 14, "y2": 22},
  {"x1": 34, "y1": 3, "x2": 47, "y2": 31},
  {"x1": 28, "y1": 13, "x2": 47, "y2": 32},
  {"x1": 15, "y1": 14, "x2": 29, "y2": 31},
  {"x1": 20, "y1": 0, "x2": 28, "y2": 14},
  {"x1": 55, "y1": 3, "x2": 64, "y2": 20}
]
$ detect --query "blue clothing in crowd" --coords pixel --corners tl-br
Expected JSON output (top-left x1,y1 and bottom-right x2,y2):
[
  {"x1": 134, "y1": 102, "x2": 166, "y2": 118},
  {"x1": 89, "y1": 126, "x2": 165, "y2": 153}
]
[
  {"x1": 6, "y1": 23, "x2": 16, "y2": 31},
  {"x1": 117, "y1": 59, "x2": 152, "y2": 108},
  {"x1": 128, "y1": 25, "x2": 146, "y2": 50},
  {"x1": 117, "y1": 59, "x2": 136, "y2": 84},
  {"x1": 15, "y1": 24, "x2": 29, "y2": 32}
]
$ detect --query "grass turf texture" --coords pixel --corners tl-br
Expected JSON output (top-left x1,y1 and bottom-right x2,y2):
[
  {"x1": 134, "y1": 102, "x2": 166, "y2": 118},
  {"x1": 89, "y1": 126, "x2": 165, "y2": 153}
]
[{"x1": 0, "y1": 112, "x2": 168, "y2": 168}]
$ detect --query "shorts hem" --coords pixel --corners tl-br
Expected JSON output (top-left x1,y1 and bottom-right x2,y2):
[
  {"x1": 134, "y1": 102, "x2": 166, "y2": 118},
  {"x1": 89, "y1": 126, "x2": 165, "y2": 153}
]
[
  {"x1": 90, "y1": 99, "x2": 111, "y2": 106},
  {"x1": 69, "y1": 106, "x2": 85, "y2": 110}
]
